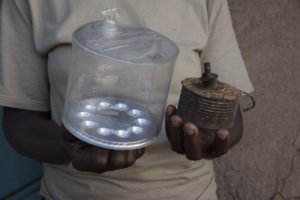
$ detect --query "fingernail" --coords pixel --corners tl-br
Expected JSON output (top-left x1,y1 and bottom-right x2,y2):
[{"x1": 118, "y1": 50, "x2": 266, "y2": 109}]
[
  {"x1": 166, "y1": 106, "x2": 174, "y2": 115},
  {"x1": 186, "y1": 129, "x2": 194, "y2": 136},
  {"x1": 218, "y1": 129, "x2": 229, "y2": 140}
]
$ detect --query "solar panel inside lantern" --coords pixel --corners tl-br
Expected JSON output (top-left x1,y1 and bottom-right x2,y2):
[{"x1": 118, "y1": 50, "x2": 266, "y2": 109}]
[{"x1": 63, "y1": 9, "x2": 179, "y2": 150}]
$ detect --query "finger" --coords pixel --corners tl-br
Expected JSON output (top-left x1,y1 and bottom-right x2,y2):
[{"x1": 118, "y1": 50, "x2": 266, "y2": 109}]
[
  {"x1": 137, "y1": 148, "x2": 145, "y2": 158},
  {"x1": 108, "y1": 150, "x2": 127, "y2": 170},
  {"x1": 170, "y1": 115, "x2": 185, "y2": 154},
  {"x1": 61, "y1": 126, "x2": 92, "y2": 154},
  {"x1": 208, "y1": 129, "x2": 230, "y2": 158},
  {"x1": 63, "y1": 133, "x2": 91, "y2": 159},
  {"x1": 125, "y1": 150, "x2": 138, "y2": 167},
  {"x1": 198, "y1": 129, "x2": 216, "y2": 150},
  {"x1": 65, "y1": 140, "x2": 90, "y2": 158},
  {"x1": 165, "y1": 105, "x2": 177, "y2": 139},
  {"x1": 183, "y1": 123, "x2": 203, "y2": 160},
  {"x1": 61, "y1": 125, "x2": 78, "y2": 143},
  {"x1": 71, "y1": 146, "x2": 110, "y2": 173},
  {"x1": 90, "y1": 147, "x2": 110, "y2": 173}
]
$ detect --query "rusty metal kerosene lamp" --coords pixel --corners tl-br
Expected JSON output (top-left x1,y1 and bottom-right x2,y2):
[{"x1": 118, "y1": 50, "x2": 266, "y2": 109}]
[{"x1": 177, "y1": 62, "x2": 242, "y2": 130}]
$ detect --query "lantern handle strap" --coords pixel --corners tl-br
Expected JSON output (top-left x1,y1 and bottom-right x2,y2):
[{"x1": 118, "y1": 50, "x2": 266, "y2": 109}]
[{"x1": 239, "y1": 90, "x2": 256, "y2": 112}]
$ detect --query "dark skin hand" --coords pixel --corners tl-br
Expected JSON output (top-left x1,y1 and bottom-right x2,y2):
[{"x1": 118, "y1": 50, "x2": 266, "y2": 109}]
[
  {"x1": 3, "y1": 107, "x2": 144, "y2": 173},
  {"x1": 3, "y1": 104, "x2": 241, "y2": 174},
  {"x1": 165, "y1": 104, "x2": 243, "y2": 160},
  {"x1": 61, "y1": 126, "x2": 144, "y2": 173}
]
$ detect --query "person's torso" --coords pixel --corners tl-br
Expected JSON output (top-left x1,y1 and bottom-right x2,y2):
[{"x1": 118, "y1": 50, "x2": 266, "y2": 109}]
[{"x1": 28, "y1": 0, "x2": 217, "y2": 199}]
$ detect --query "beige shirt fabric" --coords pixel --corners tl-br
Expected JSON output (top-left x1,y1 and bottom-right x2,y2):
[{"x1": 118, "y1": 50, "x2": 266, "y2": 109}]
[{"x1": 0, "y1": 0, "x2": 254, "y2": 200}]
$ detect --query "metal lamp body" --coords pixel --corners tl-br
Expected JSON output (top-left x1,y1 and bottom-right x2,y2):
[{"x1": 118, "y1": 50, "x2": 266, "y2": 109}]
[{"x1": 177, "y1": 63, "x2": 241, "y2": 130}]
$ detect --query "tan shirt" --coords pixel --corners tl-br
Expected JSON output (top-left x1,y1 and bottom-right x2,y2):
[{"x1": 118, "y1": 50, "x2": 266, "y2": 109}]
[{"x1": 0, "y1": 0, "x2": 254, "y2": 199}]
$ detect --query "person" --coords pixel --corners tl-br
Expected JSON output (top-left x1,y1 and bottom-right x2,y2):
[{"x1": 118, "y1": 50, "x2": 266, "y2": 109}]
[{"x1": 0, "y1": 0, "x2": 254, "y2": 199}]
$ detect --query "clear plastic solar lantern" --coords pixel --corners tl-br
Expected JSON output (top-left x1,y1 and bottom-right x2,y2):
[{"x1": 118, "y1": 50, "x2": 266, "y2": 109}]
[{"x1": 63, "y1": 9, "x2": 179, "y2": 150}]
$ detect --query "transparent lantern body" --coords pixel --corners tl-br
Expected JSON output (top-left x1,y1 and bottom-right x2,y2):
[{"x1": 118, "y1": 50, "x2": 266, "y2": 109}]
[{"x1": 63, "y1": 18, "x2": 179, "y2": 150}]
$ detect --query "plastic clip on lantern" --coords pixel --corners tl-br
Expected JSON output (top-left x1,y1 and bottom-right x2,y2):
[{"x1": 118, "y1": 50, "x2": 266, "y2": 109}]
[{"x1": 63, "y1": 9, "x2": 179, "y2": 150}]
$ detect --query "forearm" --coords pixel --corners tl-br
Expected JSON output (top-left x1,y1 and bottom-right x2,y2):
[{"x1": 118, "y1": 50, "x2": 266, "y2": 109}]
[
  {"x1": 3, "y1": 107, "x2": 69, "y2": 164},
  {"x1": 228, "y1": 105, "x2": 243, "y2": 148}
]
